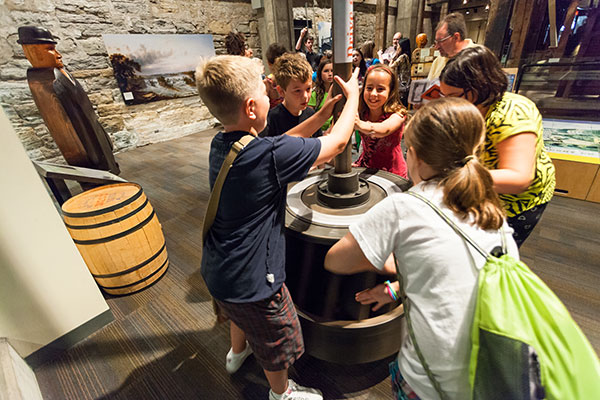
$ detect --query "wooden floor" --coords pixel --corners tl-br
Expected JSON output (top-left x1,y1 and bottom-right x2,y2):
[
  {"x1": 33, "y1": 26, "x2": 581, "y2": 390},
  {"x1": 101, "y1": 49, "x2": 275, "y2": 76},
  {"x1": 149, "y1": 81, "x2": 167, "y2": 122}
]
[{"x1": 34, "y1": 129, "x2": 600, "y2": 399}]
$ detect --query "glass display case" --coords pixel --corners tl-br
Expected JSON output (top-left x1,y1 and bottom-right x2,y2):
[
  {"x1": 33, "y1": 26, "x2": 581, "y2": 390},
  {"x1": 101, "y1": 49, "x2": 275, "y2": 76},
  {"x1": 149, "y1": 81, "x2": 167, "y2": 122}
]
[
  {"x1": 515, "y1": 57, "x2": 600, "y2": 202},
  {"x1": 515, "y1": 57, "x2": 600, "y2": 121}
]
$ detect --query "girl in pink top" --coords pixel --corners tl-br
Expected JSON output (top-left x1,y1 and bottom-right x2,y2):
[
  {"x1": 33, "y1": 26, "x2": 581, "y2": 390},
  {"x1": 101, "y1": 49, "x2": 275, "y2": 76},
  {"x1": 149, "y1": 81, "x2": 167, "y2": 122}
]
[{"x1": 354, "y1": 64, "x2": 408, "y2": 178}]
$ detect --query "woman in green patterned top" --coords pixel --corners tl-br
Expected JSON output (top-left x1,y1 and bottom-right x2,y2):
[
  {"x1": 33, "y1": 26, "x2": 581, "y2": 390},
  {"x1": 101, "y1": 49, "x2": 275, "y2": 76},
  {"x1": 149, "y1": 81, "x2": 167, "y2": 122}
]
[{"x1": 439, "y1": 46, "x2": 555, "y2": 247}]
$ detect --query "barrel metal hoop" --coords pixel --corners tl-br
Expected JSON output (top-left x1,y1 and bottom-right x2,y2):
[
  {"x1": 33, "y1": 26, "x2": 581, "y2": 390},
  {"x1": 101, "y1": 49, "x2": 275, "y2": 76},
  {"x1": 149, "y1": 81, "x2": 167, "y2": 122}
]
[
  {"x1": 92, "y1": 242, "x2": 167, "y2": 279},
  {"x1": 64, "y1": 198, "x2": 149, "y2": 230},
  {"x1": 96, "y1": 257, "x2": 169, "y2": 290},
  {"x1": 62, "y1": 187, "x2": 144, "y2": 218},
  {"x1": 73, "y1": 210, "x2": 156, "y2": 245}
]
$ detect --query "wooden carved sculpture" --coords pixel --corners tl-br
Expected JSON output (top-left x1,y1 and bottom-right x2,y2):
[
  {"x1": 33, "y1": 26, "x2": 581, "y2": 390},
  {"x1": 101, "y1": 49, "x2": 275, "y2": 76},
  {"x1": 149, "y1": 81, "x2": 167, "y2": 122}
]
[{"x1": 18, "y1": 26, "x2": 120, "y2": 174}]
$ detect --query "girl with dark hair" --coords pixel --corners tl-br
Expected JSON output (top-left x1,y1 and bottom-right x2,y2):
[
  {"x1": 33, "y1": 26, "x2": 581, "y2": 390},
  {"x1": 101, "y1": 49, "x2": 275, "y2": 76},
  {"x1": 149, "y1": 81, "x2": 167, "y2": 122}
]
[
  {"x1": 225, "y1": 31, "x2": 246, "y2": 56},
  {"x1": 325, "y1": 98, "x2": 518, "y2": 400},
  {"x1": 353, "y1": 64, "x2": 408, "y2": 177},
  {"x1": 352, "y1": 48, "x2": 367, "y2": 85},
  {"x1": 440, "y1": 46, "x2": 556, "y2": 247},
  {"x1": 360, "y1": 40, "x2": 381, "y2": 68},
  {"x1": 308, "y1": 59, "x2": 334, "y2": 131}
]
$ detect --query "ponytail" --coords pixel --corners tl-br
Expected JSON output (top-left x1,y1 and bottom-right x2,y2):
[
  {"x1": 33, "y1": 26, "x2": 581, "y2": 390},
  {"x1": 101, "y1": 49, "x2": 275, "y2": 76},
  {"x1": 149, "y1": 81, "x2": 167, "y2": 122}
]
[
  {"x1": 441, "y1": 156, "x2": 504, "y2": 230},
  {"x1": 405, "y1": 98, "x2": 504, "y2": 230}
]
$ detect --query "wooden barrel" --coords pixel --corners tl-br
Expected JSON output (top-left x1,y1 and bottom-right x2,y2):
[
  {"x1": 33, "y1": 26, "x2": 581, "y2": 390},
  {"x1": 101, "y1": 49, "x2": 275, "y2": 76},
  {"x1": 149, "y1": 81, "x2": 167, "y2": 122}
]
[{"x1": 61, "y1": 183, "x2": 169, "y2": 296}]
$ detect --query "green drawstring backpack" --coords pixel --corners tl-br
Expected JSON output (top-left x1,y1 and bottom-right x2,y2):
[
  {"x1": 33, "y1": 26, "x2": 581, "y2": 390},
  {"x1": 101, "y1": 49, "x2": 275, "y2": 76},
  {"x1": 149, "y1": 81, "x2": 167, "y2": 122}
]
[{"x1": 401, "y1": 192, "x2": 600, "y2": 400}]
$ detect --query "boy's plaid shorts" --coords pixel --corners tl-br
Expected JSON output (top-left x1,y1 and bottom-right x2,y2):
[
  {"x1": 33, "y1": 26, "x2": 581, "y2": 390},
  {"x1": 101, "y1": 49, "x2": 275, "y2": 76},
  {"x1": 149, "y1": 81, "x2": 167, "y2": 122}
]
[{"x1": 215, "y1": 284, "x2": 304, "y2": 371}]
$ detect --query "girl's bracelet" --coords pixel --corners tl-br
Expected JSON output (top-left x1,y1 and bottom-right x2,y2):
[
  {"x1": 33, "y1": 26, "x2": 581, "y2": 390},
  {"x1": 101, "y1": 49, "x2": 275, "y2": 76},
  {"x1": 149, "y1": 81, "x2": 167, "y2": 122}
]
[{"x1": 384, "y1": 280, "x2": 398, "y2": 301}]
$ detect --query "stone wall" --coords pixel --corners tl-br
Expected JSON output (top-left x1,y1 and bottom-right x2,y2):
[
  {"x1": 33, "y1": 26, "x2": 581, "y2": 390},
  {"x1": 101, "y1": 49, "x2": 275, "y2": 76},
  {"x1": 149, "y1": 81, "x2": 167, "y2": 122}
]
[
  {"x1": 1, "y1": 1, "x2": 390, "y2": 164},
  {"x1": 0, "y1": 0, "x2": 260, "y2": 163}
]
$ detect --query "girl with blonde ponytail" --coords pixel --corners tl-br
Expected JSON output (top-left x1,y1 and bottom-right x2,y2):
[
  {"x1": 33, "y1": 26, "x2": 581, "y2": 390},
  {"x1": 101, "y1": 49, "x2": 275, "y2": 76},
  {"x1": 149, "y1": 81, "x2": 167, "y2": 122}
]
[{"x1": 325, "y1": 98, "x2": 519, "y2": 400}]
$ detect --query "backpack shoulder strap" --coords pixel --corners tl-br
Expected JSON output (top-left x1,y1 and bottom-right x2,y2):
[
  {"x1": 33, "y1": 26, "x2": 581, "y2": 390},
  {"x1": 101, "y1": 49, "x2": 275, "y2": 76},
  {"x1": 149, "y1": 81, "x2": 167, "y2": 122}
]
[
  {"x1": 406, "y1": 191, "x2": 492, "y2": 259},
  {"x1": 394, "y1": 254, "x2": 449, "y2": 400},
  {"x1": 202, "y1": 134, "x2": 255, "y2": 242},
  {"x1": 399, "y1": 191, "x2": 509, "y2": 398}
]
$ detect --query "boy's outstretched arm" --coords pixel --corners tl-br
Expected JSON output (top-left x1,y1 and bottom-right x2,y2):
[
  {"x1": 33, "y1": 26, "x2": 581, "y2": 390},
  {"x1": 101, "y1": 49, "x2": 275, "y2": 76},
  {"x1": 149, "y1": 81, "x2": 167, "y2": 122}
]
[
  {"x1": 295, "y1": 27, "x2": 307, "y2": 51},
  {"x1": 285, "y1": 86, "x2": 342, "y2": 138},
  {"x1": 313, "y1": 67, "x2": 360, "y2": 166}
]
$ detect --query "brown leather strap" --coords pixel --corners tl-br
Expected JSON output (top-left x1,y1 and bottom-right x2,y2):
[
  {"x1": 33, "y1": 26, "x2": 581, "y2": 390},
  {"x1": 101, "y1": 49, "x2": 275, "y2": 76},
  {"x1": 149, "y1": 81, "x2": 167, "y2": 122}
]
[{"x1": 202, "y1": 135, "x2": 255, "y2": 242}]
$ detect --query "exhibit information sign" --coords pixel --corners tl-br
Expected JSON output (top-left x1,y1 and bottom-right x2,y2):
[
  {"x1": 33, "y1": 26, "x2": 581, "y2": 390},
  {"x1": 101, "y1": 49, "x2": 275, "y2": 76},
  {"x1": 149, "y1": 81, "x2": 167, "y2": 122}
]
[{"x1": 543, "y1": 119, "x2": 600, "y2": 164}]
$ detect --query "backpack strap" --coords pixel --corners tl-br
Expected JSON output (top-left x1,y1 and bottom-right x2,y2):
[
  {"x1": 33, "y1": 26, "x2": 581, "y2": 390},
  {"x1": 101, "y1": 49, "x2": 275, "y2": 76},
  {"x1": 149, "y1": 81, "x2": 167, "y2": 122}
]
[
  {"x1": 202, "y1": 134, "x2": 255, "y2": 242},
  {"x1": 397, "y1": 190, "x2": 508, "y2": 399},
  {"x1": 394, "y1": 254, "x2": 450, "y2": 400},
  {"x1": 406, "y1": 191, "x2": 492, "y2": 259}
]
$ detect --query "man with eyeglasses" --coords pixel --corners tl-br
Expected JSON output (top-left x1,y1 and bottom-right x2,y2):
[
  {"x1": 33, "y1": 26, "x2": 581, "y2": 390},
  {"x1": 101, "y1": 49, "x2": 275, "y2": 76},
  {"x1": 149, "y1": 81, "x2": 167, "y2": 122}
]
[{"x1": 427, "y1": 13, "x2": 477, "y2": 80}]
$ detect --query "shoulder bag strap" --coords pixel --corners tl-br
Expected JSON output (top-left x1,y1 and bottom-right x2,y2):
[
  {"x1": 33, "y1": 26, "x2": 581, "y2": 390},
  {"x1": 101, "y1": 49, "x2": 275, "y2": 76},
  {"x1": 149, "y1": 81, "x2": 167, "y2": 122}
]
[
  {"x1": 407, "y1": 190, "x2": 509, "y2": 256},
  {"x1": 394, "y1": 254, "x2": 449, "y2": 400},
  {"x1": 202, "y1": 135, "x2": 255, "y2": 242},
  {"x1": 395, "y1": 191, "x2": 505, "y2": 399},
  {"x1": 406, "y1": 191, "x2": 491, "y2": 259}
]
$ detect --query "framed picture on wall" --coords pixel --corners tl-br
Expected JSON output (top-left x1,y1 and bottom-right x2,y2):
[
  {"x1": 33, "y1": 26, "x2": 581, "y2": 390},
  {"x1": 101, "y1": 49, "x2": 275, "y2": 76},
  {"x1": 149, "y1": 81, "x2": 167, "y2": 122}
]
[{"x1": 102, "y1": 34, "x2": 215, "y2": 105}]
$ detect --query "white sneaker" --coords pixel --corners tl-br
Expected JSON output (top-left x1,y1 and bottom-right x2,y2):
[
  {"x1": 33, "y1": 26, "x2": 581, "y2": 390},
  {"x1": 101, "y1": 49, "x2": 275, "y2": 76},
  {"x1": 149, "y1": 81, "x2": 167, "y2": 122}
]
[
  {"x1": 268, "y1": 379, "x2": 323, "y2": 400},
  {"x1": 225, "y1": 341, "x2": 253, "y2": 374}
]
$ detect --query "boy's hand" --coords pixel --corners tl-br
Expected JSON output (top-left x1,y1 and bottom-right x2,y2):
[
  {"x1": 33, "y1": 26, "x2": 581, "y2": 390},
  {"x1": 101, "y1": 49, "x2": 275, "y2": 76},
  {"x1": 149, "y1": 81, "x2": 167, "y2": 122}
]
[
  {"x1": 355, "y1": 284, "x2": 394, "y2": 312},
  {"x1": 318, "y1": 85, "x2": 343, "y2": 119},
  {"x1": 301, "y1": 27, "x2": 308, "y2": 37},
  {"x1": 334, "y1": 66, "x2": 360, "y2": 100}
]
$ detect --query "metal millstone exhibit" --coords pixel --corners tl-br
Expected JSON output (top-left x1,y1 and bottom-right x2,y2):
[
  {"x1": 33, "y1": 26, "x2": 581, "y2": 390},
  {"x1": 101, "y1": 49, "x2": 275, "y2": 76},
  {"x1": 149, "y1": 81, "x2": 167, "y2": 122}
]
[{"x1": 284, "y1": 0, "x2": 410, "y2": 365}]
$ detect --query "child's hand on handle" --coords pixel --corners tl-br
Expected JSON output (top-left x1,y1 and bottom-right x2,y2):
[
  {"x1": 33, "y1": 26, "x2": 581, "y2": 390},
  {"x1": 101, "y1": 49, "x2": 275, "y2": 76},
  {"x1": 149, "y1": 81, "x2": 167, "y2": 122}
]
[
  {"x1": 355, "y1": 284, "x2": 394, "y2": 312},
  {"x1": 318, "y1": 84, "x2": 343, "y2": 119},
  {"x1": 354, "y1": 114, "x2": 369, "y2": 134},
  {"x1": 334, "y1": 65, "x2": 360, "y2": 100},
  {"x1": 312, "y1": 67, "x2": 360, "y2": 166}
]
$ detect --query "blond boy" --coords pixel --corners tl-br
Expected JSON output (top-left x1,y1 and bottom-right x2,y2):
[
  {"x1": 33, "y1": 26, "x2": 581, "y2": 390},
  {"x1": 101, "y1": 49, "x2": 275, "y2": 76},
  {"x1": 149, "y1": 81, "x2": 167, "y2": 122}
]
[{"x1": 196, "y1": 55, "x2": 359, "y2": 400}]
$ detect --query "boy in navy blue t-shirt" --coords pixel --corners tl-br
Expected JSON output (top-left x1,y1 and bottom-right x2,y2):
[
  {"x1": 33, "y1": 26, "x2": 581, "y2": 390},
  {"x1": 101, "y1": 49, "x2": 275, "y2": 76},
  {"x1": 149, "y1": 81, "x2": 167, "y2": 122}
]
[{"x1": 196, "y1": 55, "x2": 359, "y2": 400}]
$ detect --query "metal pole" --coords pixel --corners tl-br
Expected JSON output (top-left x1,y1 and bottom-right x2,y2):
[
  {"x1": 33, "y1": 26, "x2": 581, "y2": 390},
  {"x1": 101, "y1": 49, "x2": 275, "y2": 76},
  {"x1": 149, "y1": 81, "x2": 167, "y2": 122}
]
[{"x1": 332, "y1": 0, "x2": 354, "y2": 175}]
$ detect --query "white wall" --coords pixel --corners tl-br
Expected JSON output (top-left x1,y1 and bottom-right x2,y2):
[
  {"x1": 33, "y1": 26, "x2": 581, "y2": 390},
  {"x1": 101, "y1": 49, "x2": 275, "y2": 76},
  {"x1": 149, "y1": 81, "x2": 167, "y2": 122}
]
[{"x1": 0, "y1": 108, "x2": 110, "y2": 358}]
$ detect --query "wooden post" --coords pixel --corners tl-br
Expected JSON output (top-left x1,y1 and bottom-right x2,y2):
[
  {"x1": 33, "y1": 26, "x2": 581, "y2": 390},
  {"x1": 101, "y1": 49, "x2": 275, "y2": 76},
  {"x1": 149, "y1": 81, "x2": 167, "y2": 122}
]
[
  {"x1": 506, "y1": 0, "x2": 536, "y2": 67},
  {"x1": 552, "y1": 0, "x2": 579, "y2": 58},
  {"x1": 375, "y1": 0, "x2": 390, "y2": 55},
  {"x1": 440, "y1": 2, "x2": 449, "y2": 20},
  {"x1": 483, "y1": 0, "x2": 515, "y2": 57},
  {"x1": 255, "y1": 0, "x2": 294, "y2": 61},
  {"x1": 416, "y1": 0, "x2": 425, "y2": 37},
  {"x1": 548, "y1": 0, "x2": 558, "y2": 47},
  {"x1": 575, "y1": 7, "x2": 599, "y2": 59},
  {"x1": 517, "y1": 0, "x2": 548, "y2": 63}
]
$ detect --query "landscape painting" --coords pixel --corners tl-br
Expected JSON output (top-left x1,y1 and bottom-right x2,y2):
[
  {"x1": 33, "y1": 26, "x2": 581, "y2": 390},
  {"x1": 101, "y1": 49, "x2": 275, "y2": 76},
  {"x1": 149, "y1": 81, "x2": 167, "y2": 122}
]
[{"x1": 102, "y1": 34, "x2": 215, "y2": 105}]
